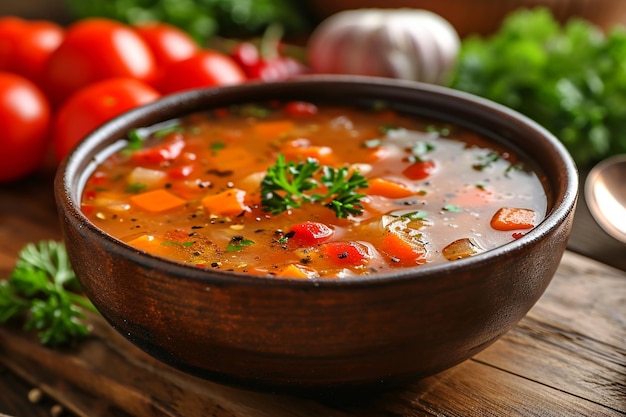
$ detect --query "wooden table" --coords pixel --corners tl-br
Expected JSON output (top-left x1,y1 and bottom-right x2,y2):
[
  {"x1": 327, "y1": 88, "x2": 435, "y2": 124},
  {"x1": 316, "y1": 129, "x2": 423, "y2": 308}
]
[{"x1": 0, "y1": 165, "x2": 625, "y2": 417}]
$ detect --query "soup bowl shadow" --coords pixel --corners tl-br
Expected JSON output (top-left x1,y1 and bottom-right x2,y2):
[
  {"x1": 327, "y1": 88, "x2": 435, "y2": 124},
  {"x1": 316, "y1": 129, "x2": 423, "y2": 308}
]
[{"x1": 55, "y1": 75, "x2": 578, "y2": 392}]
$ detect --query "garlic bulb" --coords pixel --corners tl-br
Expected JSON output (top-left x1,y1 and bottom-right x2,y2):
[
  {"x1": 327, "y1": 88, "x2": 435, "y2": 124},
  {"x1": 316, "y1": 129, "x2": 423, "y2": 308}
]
[{"x1": 307, "y1": 9, "x2": 460, "y2": 85}]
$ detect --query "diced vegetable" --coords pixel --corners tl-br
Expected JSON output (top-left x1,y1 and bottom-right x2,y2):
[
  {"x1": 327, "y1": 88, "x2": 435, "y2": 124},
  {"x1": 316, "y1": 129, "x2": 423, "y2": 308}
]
[
  {"x1": 320, "y1": 241, "x2": 372, "y2": 267},
  {"x1": 381, "y1": 231, "x2": 427, "y2": 266},
  {"x1": 442, "y1": 238, "x2": 483, "y2": 261},
  {"x1": 131, "y1": 133, "x2": 185, "y2": 166},
  {"x1": 490, "y1": 207, "x2": 537, "y2": 231},
  {"x1": 274, "y1": 264, "x2": 316, "y2": 279},
  {"x1": 130, "y1": 189, "x2": 187, "y2": 213},
  {"x1": 127, "y1": 166, "x2": 167, "y2": 188},
  {"x1": 403, "y1": 160, "x2": 436, "y2": 180},
  {"x1": 367, "y1": 178, "x2": 414, "y2": 199},
  {"x1": 201, "y1": 189, "x2": 250, "y2": 217},
  {"x1": 254, "y1": 120, "x2": 295, "y2": 138},
  {"x1": 287, "y1": 221, "x2": 334, "y2": 246}
]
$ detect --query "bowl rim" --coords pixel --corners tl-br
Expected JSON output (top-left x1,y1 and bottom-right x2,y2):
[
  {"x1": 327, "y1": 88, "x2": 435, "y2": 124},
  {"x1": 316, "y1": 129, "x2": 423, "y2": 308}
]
[{"x1": 55, "y1": 75, "x2": 579, "y2": 288}]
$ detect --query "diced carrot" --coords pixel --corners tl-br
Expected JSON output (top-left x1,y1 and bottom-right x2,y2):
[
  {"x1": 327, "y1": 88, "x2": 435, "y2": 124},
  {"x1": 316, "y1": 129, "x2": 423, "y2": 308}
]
[
  {"x1": 367, "y1": 178, "x2": 414, "y2": 199},
  {"x1": 130, "y1": 189, "x2": 187, "y2": 213},
  {"x1": 381, "y1": 231, "x2": 427, "y2": 266},
  {"x1": 127, "y1": 234, "x2": 172, "y2": 258},
  {"x1": 490, "y1": 207, "x2": 537, "y2": 231},
  {"x1": 274, "y1": 264, "x2": 315, "y2": 279},
  {"x1": 201, "y1": 188, "x2": 250, "y2": 217},
  {"x1": 281, "y1": 139, "x2": 335, "y2": 165},
  {"x1": 253, "y1": 120, "x2": 295, "y2": 138}
]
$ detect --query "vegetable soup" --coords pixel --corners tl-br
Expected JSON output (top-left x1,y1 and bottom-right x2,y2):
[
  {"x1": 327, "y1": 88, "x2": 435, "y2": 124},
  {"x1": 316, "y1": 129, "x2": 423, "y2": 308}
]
[{"x1": 81, "y1": 101, "x2": 547, "y2": 278}]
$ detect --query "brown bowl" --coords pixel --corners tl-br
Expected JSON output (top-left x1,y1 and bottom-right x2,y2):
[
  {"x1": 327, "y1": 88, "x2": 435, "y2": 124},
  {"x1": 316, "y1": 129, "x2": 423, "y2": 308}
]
[
  {"x1": 305, "y1": 0, "x2": 626, "y2": 37},
  {"x1": 55, "y1": 76, "x2": 578, "y2": 391}
]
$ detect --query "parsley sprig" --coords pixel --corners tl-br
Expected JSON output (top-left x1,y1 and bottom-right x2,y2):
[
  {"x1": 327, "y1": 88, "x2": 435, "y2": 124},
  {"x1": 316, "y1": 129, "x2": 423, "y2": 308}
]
[
  {"x1": 0, "y1": 241, "x2": 96, "y2": 347},
  {"x1": 260, "y1": 154, "x2": 368, "y2": 218}
]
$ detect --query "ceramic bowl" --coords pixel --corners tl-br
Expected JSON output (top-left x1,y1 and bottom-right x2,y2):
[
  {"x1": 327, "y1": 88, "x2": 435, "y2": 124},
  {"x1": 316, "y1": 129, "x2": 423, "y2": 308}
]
[{"x1": 55, "y1": 76, "x2": 578, "y2": 391}]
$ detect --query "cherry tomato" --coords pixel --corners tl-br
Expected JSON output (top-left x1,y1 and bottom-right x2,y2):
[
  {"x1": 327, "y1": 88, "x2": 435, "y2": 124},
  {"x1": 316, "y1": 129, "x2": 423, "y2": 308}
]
[
  {"x1": 52, "y1": 77, "x2": 161, "y2": 162},
  {"x1": 0, "y1": 72, "x2": 51, "y2": 182},
  {"x1": 157, "y1": 50, "x2": 247, "y2": 95},
  {"x1": 230, "y1": 41, "x2": 307, "y2": 82},
  {"x1": 43, "y1": 18, "x2": 157, "y2": 107},
  {"x1": 0, "y1": 17, "x2": 64, "y2": 88},
  {"x1": 134, "y1": 22, "x2": 199, "y2": 69}
]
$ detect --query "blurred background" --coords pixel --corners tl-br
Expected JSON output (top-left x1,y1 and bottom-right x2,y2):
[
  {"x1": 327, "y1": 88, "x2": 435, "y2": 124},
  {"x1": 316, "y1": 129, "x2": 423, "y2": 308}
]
[{"x1": 3, "y1": 0, "x2": 626, "y2": 37}]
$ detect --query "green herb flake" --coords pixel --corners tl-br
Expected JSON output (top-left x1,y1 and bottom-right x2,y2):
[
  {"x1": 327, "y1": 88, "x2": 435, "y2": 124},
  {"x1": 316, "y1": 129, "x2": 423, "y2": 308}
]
[
  {"x1": 226, "y1": 236, "x2": 255, "y2": 252},
  {"x1": 125, "y1": 183, "x2": 148, "y2": 194},
  {"x1": 210, "y1": 141, "x2": 226, "y2": 155},
  {"x1": 443, "y1": 204, "x2": 462, "y2": 212},
  {"x1": 473, "y1": 152, "x2": 501, "y2": 171}
]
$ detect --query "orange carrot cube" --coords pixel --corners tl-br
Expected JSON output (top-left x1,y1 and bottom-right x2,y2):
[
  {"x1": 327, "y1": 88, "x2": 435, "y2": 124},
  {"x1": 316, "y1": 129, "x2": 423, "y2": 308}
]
[{"x1": 130, "y1": 189, "x2": 187, "y2": 213}]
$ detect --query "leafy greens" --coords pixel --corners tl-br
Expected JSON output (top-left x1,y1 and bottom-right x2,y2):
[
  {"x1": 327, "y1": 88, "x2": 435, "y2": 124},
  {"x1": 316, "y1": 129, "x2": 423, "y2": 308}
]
[
  {"x1": 451, "y1": 8, "x2": 626, "y2": 167},
  {"x1": 0, "y1": 241, "x2": 96, "y2": 347}
]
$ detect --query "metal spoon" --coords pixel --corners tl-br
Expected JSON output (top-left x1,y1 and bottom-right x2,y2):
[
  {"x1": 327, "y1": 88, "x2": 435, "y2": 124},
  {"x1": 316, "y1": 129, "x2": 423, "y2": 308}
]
[{"x1": 584, "y1": 154, "x2": 626, "y2": 244}]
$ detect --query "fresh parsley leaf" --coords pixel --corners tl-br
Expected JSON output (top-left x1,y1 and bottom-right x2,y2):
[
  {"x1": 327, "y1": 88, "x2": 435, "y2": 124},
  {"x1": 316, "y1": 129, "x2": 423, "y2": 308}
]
[
  {"x1": 0, "y1": 241, "x2": 96, "y2": 347},
  {"x1": 210, "y1": 141, "x2": 226, "y2": 155},
  {"x1": 260, "y1": 154, "x2": 368, "y2": 218}
]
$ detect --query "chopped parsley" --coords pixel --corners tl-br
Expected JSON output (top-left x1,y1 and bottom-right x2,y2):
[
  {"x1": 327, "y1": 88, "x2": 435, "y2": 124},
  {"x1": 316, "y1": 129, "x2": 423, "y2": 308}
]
[
  {"x1": 226, "y1": 236, "x2": 255, "y2": 252},
  {"x1": 260, "y1": 154, "x2": 368, "y2": 218}
]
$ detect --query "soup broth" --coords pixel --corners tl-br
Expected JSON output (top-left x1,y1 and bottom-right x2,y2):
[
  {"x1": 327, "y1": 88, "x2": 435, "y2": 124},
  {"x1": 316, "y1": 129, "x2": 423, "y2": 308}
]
[{"x1": 81, "y1": 101, "x2": 547, "y2": 278}]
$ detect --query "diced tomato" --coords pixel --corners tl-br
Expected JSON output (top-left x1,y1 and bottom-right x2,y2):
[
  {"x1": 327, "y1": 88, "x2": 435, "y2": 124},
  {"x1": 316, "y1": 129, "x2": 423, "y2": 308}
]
[
  {"x1": 287, "y1": 221, "x2": 334, "y2": 246},
  {"x1": 403, "y1": 160, "x2": 436, "y2": 180},
  {"x1": 320, "y1": 241, "x2": 371, "y2": 267},
  {"x1": 283, "y1": 101, "x2": 318, "y2": 117},
  {"x1": 168, "y1": 164, "x2": 194, "y2": 179},
  {"x1": 131, "y1": 133, "x2": 185, "y2": 166}
]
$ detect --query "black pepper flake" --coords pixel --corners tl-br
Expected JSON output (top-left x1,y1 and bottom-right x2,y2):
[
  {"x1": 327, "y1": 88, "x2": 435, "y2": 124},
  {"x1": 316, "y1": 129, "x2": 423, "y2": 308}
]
[
  {"x1": 198, "y1": 181, "x2": 212, "y2": 189},
  {"x1": 191, "y1": 225, "x2": 203, "y2": 229},
  {"x1": 165, "y1": 183, "x2": 172, "y2": 189},
  {"x1": 284, "y1": 230, "x2": 296, "y2": 239},
  {"x1": 130, "y1": 218, "x2": 138, "y2": 222},
  {"x1": 211, "y1": 262, "x2": 219, "y2": 268},
  {"x1": 192, "y1": 251, "x2": 201, "y2": 256},
  {"x1": 236, "y1": 210, "x2": 246, "y2": 218},
  {"x1": 188, "y1": 232, "x2": 197, "y2": 237},
  {"x1": 337, "y1": 251, "x2": 349, "y2": 259},
  {"x1": 301, "y1": 258, "x2": 311, "y2": 264},
  {"x1": 390, "y1": 257, "x2": 401, "y2": 263},
  {"x1": 254, "y1": 229, "x2": 265, "y2": 233}
]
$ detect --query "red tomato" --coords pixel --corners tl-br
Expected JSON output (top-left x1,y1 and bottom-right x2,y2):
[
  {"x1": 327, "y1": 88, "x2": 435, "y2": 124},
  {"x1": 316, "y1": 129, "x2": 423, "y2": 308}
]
[
  {"x1": 133, "y1": 22, "x2": 199, "y2": 69},
  {"x1": 0, "y1": 17, "x2": 25, "y2": 70},
  {"x1": 131, "y1": 132, "x2": 186, "y2": 166},
  {"x1": 52, "y1": 77, "x2": 160, "y2": 162},
  {"x1": 0, "y1": 17, "x2": 64, "y2": 88},
  {"x1": 287, "y1": 221, "x2": 334, "y2": 246},
  {"x1": 283, "y1": 101, "x2": 318, "y2": 117},
  {"x1": 43, "y1": 18, "x2": 157, "y2": 107},
  {"x1": 402, "y1": 160, "x2": 436, "y2": 180},
  {"x1": 157, "y1": 50, "x2": 247, "y2": 95},
  {"x1": 0, "y1": 72, "x2": 51, "y2": 182},
  {"x1": 320, "y1": 241, "x2": 372, "y2": 267}
]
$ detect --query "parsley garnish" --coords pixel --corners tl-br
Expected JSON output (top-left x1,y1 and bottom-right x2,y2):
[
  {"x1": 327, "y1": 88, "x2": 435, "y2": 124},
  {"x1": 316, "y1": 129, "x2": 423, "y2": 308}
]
[
  {"x1": 0, "y1": 241, "x2": 96, "y2": 347},
  {"x1": 443, "y1": 204, "x2": 462, "y2": 212},
  {"x1": 210, "y1": 141, "x2": 225, "y2": 155},
  {"x1": 260, "y1": 154, "x2": 368, "y2": 218}
]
